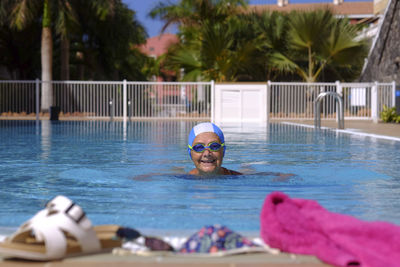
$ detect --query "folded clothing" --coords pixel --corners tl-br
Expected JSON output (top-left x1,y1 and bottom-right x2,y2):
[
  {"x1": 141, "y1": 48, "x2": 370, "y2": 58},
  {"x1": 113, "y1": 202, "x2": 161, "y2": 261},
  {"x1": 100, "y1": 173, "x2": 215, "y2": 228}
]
[
  {"x1": 117, "y1": 227, "x2": 174, "y2": 251},
  {"x1": 260, "y1": 191, "x2": 400, "y2": 267},
  {"x1": 180, "y1": 224, "x2": 258, "y2": 253},
  {"x1": 118, "y1": 224, "x2": 268, "y2": 255}
]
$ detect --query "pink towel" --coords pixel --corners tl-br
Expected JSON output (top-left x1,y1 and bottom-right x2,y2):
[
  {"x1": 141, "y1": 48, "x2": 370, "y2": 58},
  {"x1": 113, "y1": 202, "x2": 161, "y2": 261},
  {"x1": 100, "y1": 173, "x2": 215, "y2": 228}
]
[{"x1": 260, "y1": 192, "x2": 400, "y2": 267}]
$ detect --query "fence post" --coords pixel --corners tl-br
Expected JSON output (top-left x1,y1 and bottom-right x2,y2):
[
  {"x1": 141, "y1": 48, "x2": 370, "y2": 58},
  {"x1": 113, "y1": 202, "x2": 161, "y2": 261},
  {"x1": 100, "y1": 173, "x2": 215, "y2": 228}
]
[
  {"x1": 123, "y1": 79, "x2": 127, "y2": 122},
  {"x1": 35, "y1": 79, "x2": 40, "y2": 122},
  {"x1": 371, "y1": 81, "x2": 379, "y2": 123},
  {"x1": 109, "y1": 99, "x2": 114, "y2": 120},
  {"x1": 210, "y1": 80, "x2": 215, "y2": 123},
  {"x1": 335, "y1": 81, "x2": 342, "y2": 122},
  {"x1": 392, "y1": 80, "x2": 396, "y2": 108},
  {"x1": 128, "y1": 99, "x2": 131, "y2": 120}
]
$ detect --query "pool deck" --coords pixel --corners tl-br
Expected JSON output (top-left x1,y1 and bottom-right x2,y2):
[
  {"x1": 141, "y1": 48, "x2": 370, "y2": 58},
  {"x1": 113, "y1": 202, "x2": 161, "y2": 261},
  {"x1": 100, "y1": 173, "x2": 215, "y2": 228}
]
[
  {"x1": 0, "y1": 252, "x2": 332, "y2": 267},
  {"x1": 1, "y1": 118, "x2": 399, "y2": 266},
  {"x1": 277, "y1": 119, "x2": 400, "y2": 139}
]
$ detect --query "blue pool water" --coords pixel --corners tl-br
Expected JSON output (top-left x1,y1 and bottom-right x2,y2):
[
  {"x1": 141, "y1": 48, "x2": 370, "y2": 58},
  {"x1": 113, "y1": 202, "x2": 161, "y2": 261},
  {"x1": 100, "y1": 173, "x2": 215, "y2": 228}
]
[{"x1": 1, "y1": 120, "x2": 400, "y2": 235}]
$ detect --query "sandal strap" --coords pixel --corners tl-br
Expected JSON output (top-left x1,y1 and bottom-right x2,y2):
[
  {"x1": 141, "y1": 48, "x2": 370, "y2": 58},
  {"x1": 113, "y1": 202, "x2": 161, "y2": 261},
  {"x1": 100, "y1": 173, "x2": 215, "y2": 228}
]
[
  {"x1": 10, "y1": 195, "x2": 101, "y2": 259},
  {"x1": 46, "y1": 196, "x2": 92, "y2": 230}
]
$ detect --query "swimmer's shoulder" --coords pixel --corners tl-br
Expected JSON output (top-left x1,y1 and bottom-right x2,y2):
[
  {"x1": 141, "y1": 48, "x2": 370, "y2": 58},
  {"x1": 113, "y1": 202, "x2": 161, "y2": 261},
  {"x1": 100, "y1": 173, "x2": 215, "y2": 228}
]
[
  {"x1": 188, "y1": 168, "x2": 199, "y2": 175},
  {"x1": 221, "y1": 167, "x2": 242, "y2": 175},
  {"x1": 187, "y1": 168, "x2": 242, "y2": 176}
]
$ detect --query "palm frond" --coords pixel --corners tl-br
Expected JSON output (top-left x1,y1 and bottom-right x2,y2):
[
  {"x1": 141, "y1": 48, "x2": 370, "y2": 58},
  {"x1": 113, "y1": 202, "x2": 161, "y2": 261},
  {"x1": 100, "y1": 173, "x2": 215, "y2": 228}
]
[
  {"x1": 288, "y1": 10, "x2": 334, "y2": 52},
  {"x1": 91, "y1": 0, "x2": 116, "y2": 20},
  {"x1": 55, "y1": 0, "x2": 80, "y2": 37},
  {"x1": 269, "y1": 52, "x2": 308, "y2": 81},
  {"x1": 10, "y1": 0, "x2": 40, "y2": 30}
]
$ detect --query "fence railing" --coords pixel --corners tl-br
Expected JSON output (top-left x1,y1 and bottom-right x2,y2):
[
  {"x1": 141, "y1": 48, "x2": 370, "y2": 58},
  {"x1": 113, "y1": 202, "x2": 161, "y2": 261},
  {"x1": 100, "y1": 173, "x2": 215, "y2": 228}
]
[
  {"x1": 0, "y1": 80, "x2": 396, "y2": 122},
  {"x1": 0, "y1": 80, "x2": 213, "y2": 120},
  {"x1": 0, "y1": 80, "x2": 38, "y2": 115},
  {"x1": 268, "y1": 81, "x2": 395, "y2": 122}
]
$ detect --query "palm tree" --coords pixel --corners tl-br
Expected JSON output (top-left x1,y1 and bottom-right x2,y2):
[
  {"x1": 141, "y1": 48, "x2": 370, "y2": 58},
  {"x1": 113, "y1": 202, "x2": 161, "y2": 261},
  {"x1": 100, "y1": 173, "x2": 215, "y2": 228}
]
[
  {"x1": 1, "y1": 0, "x2": 57, "y2": 111},
  {"x1": 151, "y1": 3, "x2": 368, "y2": 83},
  {"x1": 150, "y1": 0, "x2": 248, "y2": 33},
  {"x1": 0, "y1": 0, "x2": 116, "y2": 112},
  {"x1": 72, "y1": 1, "x2": 147, "y2": 80},
  {"x1": 0, "y1": 13, "x2": 41, "y2": 79},
  {"x1": 151, "y1": 0, "x2": 255, "y2": 82},
  {"x1": 142, "y1": 54, "x2": 168, "y2": 81},
  {"x1": 269, "y1": 10, "x2": 368, "y2": 82},
  {"x1": 164, "y1": 19, "x2": 257, "y2": 82},
  {"x1": 246, "y1": 11, "x2": 289, "y2": 81}
]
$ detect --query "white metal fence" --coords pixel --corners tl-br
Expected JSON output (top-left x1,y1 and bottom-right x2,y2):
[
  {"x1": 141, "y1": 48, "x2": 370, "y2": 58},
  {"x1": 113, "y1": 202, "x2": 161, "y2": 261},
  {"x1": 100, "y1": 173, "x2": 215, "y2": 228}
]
[
  {"x1": 0, "y1": 80, "x2": 396, "y2": 122},
  {"x1": 268, "y1": 81, "x2": 396, "y2": 121},
  {"x1": 0, "y1": 80, "x2": 38, "y2": 116},
  {"x1": 0, "y1": 80, "x2": 212, "y2": 120}
]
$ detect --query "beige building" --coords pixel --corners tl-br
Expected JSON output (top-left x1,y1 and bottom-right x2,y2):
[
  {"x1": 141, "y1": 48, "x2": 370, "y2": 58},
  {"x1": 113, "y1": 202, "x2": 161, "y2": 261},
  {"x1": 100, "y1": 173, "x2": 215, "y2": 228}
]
[
  {"x1": 374, "y1": 0, "x2": 390, "y2": 14},
  {"x1": 249, "y1": 0, "x2": 387, "y2": 23}
]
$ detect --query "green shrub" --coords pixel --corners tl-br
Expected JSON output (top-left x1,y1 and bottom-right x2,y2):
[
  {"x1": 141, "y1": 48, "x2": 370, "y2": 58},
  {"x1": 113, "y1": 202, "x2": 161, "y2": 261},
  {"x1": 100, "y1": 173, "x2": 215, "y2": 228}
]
[{"x1": 380, "y1": 105, "x2": 400, "y2": 123}]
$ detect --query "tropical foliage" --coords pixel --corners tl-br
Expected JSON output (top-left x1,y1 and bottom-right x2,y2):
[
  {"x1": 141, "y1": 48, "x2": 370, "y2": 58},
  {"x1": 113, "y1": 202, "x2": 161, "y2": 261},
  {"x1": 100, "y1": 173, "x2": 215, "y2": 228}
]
[
  {"x1": 67, "y1": 0, "x2": 147, "y2": 80},
  {"x1": 0, "y1": 0, "x2": 147, "y2": 81},
  {"x1": 380, "y1": 105, "x2": 400, "y2": 123},
  {"x1": 151, "y1": 1, "x2": 369, "y2": 82},
  {"x1": 0, "y1": 0, "x2": 148, "y2": 112},
  {"x1": 151, "y1": 0, "x2": 254, "y2": 82},
  {"x1": 0, "y1": 16, "x2": 41, "y2": 79},
  {"x1": 0, "y1": 0, "x2": 370, "y2": 85},
  {"x1": 270, "y1": 10, "x2": 368, "y2": 82},
  {"x1": 149, "y1": 0, "x2": 248, "y2": 31}
]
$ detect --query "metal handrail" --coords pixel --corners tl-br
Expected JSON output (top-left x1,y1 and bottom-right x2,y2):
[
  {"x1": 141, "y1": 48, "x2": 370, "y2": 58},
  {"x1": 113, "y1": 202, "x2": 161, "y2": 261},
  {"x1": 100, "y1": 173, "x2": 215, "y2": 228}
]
[{"x1": 314, "y1": 91, "x2": 344, "y2": 129}]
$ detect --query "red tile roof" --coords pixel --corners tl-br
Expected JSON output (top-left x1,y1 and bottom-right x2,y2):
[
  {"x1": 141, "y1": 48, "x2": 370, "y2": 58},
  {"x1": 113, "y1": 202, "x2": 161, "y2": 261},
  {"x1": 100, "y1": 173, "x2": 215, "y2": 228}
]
[{"x1": 139, "y1": 33, "x2": 179, "y2": 57}]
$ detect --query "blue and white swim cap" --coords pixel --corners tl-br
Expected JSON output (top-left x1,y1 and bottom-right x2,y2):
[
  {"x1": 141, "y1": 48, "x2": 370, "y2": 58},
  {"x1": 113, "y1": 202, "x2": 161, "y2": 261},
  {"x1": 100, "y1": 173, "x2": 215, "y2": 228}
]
[{"x1": 188, "y1": 122, "x2": 225, "y2": 158}]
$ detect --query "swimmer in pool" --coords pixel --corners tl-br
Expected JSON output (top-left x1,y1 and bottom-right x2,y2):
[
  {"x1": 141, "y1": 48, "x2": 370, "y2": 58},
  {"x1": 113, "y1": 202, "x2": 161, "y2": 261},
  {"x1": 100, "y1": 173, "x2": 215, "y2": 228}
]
[{"x1": 188, "y1": 122, "x2": 241, "y2": 176}]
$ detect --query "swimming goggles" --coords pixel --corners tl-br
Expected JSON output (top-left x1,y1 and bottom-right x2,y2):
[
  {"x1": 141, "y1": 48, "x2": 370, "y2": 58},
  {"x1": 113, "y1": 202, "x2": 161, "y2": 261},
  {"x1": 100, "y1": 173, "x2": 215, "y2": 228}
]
[{"x1": 188, "y1": 142, "x2": 225, "y2": 153}]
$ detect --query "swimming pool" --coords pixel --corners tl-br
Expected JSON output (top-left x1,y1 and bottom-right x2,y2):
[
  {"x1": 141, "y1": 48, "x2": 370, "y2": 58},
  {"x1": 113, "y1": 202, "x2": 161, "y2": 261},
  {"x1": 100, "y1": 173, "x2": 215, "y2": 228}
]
[{"x1": 1, "y1": 120, "x2": 400, "y2": 236}]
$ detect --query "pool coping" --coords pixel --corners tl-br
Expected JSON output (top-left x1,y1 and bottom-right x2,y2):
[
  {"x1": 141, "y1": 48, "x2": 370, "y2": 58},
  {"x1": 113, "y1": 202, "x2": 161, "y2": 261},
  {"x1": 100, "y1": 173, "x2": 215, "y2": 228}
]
[
  {"x1": 274, "y1": 119, "x2": 400, "y2": 141},
  {"x1": 0, "y1": 251, "x2": 332, "y2": 267},
  {"x1": 281, "y1": 121, "x2": 400, "y2": 143}
]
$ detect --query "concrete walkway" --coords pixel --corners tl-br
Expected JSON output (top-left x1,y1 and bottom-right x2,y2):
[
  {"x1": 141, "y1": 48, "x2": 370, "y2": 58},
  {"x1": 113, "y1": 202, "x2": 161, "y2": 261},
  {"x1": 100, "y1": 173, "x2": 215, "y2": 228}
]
[
  {"x1": 277, "y1": 119, "x2": 400, "y2": 139},
  {"x1": 1, "y1": 251, "x2": 332, "y2": 267}
]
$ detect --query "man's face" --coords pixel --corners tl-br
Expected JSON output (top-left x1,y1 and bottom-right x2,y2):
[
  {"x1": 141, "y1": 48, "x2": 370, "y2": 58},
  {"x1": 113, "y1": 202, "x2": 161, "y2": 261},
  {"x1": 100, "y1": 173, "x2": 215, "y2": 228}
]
[{"x1": 190, "y1": 132, "x2": 223, "y2": 175}]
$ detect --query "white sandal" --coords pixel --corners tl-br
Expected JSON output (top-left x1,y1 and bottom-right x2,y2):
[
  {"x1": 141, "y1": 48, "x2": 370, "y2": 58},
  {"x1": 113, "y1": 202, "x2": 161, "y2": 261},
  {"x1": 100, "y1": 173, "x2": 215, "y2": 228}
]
[{"x1": 0, "y1": 195, "x2": 122, "y2": 261}]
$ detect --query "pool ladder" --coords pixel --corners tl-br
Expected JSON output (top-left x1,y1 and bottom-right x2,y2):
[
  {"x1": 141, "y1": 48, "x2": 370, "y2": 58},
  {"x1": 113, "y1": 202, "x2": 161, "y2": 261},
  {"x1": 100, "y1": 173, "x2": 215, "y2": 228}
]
[{"x1": 314, "y1": 92, "x2": 344, "y2": 129}]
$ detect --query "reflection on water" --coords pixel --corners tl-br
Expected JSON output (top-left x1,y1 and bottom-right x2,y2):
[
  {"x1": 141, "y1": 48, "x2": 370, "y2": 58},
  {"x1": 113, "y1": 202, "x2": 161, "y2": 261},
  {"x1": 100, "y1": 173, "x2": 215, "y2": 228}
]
[
  {"x1": 41, "y1": 120, "x2": 51, "y2": 160},
  {"x1": 0, "y1": 120, "x2": 199, "y2": 143}
]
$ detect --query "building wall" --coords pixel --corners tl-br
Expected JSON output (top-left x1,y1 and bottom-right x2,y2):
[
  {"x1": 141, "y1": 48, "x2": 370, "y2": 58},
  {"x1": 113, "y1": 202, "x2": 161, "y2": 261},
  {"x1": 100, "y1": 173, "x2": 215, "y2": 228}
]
[
  {"x1": 249, "y1": 0, "x2": 374, "y2": 17},
  {"x1": 360, "y1": 0, "x2": 400, "y2": 83},
  {"x1": 374, "y1": 0, "x2": 390, "y2": 14}
]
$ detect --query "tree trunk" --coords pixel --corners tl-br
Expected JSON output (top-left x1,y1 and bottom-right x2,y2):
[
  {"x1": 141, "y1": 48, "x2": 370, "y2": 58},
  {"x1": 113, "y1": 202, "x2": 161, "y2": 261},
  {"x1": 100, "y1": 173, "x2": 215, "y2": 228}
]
[
  {"x1": 60, "y1": 37, "x2": 70, "y2": 80},
  {"x1": 41, "y1": 0, "x2": 53, "y2": 113},
  {"x1": 41, "y1": 26, "x2": 53, "y2": 112}
]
